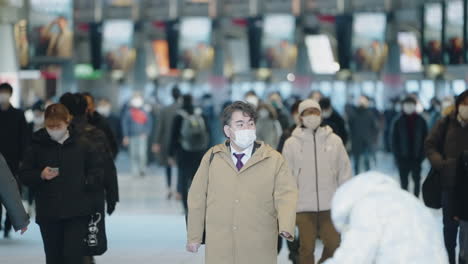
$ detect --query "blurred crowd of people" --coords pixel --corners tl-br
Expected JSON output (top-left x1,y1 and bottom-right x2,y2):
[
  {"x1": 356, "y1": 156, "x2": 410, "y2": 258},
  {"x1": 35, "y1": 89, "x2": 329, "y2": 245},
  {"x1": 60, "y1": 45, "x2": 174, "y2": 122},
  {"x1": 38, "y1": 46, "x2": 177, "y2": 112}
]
[{"x1": 1, "y1": 78, "x2": 468, "y2": 264}]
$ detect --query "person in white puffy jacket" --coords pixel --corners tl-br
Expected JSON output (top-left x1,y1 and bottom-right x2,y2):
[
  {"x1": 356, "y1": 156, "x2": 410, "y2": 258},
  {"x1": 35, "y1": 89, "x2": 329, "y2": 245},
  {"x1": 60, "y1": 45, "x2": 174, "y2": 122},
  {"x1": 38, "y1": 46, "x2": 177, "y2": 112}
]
[
  {"x1": 283, "y1": 99, "x2": 352, "y2": 264},
  {"x1": 324, "y1": 172, "x2": 449, "y2": 264}
]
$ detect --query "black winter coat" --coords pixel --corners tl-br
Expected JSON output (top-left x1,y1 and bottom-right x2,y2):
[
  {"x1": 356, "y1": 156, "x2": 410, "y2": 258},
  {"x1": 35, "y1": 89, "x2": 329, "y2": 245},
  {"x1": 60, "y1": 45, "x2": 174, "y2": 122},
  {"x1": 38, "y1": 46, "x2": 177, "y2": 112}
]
[
  {"x1": 322, "y1": 110, "x2": 348, "y2": 145},
  {"x1": 0, "y1": 106, "x2": 29, "y2": 174},
  {"x1": 348, "y1": 107, "x2": 379, "y2": 155},
  {"x1": 19, "y1": 128, "x2": 105, "y2": 223},
  {"x1": 88, "y1": 112, "x2": 119, "y2": 159},
  {"x1": 391, "y1": 113, "x2": 428, "y2": 162},
  {"x1": 454, "y1": 151, "x2": 468, "y2": 220},
  {"x1": 71, "y1": 116, "x2": 119, "y2": 206}
]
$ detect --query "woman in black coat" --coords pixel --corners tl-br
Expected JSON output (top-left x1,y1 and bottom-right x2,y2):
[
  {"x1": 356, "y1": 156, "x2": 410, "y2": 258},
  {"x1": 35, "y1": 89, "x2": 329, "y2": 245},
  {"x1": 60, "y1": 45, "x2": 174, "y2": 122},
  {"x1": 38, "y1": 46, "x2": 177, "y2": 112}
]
[{"x1": 19, "y1": 104, "x2": 105, "y2": 264}]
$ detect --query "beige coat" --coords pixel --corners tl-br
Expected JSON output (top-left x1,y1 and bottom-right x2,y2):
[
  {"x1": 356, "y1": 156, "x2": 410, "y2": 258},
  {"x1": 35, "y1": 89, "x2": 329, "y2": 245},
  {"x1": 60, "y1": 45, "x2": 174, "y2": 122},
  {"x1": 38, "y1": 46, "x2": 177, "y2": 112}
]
[{"x1": 188, "y1": 141, "x2": 298, "y2": 264}]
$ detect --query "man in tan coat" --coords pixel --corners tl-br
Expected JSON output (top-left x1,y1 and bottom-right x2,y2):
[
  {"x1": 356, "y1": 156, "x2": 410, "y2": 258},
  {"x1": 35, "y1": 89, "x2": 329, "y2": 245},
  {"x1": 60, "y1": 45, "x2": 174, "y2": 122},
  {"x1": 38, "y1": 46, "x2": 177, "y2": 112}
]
[{"x1": 186, "y1": 101, "x2": 298, "y2": 264}]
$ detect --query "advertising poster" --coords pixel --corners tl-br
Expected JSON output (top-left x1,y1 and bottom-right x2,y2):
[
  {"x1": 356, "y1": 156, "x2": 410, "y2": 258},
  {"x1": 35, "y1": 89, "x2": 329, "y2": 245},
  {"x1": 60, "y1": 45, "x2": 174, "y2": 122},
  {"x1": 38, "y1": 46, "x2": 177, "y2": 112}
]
[
  {"x1": 103, "y1": 20, "x2": 136, "y2": 72},
  {"x1": 261, "y1": 14, "x2": 297, "y2": 69},
  {"x1": 178, "y1": 17, "x2": 214, "y2": 71},
  {"x1": 423, "y1": 3, "x2": 443, "y2": 64},
  {"x1": 29, "y1": 0, "x2": 73, "y2": 58},
  {"x1": 152, "y1": 40, "x2": 170, "y2": 75},
  {"x1": 351, "y1": 13, "x2": 387, "y2": 72},
  {"x1": 305, "y1": 34, "x2": 339, "y2": 74},
  {"x1": 398, "y1": 32, "x2": 422, "y2": 73},
  {"x1": 225, "y1": 19, "x2": 250, "y2": 75},
  {"x1": 445, "y1": 1, "x2": 464, "y2": 64}
]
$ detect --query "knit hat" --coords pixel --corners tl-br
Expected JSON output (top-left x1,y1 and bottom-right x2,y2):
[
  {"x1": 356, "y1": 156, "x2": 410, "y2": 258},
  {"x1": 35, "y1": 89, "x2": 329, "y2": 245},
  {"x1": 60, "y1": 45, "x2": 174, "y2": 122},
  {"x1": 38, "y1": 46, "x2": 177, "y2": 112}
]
[{"x1": 298, "y1": 99, "x2": 321, "y2": 115}]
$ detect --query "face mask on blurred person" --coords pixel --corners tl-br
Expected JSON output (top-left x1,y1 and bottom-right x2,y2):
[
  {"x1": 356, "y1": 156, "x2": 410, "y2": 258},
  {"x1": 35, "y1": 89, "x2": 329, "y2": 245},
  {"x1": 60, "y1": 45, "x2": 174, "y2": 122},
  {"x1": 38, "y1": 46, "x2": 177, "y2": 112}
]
[
  {"x1": 322, "y1": 109, "x2": 333, "y2": 119},
  {"x1": 130, "y1": 97, "x2": 144, "y2": 108},
  {"x1": 231, "y1": 129, "x2": 256, "y2": 149},
  {"x1": 245, "y1": 96, "x2": 259, "y2": 108},
  {"x1": 459, "y1": 105, "x2": 468, "y2": 121},
  {"x1": 97, "y1": 105, "x2": 111, "y2": 117},
  {"x1": 258, "y1": 109, "x2": 269, "y2": 119},
  {"x1": 403, "y1": 103, "x2": 416, "y2": 115},
  {"x1": 302, "y1": 115, "x2": 321, "y2": 130},
  {"x1": 33, "y1": 115, "x2": 44, "y2": 125},
  {"x1": 47, "y1": 128, "x2": 68, "y2": 143},
  {"x1": 0, "y1": 93, "x2": 10, "y2": 104}
]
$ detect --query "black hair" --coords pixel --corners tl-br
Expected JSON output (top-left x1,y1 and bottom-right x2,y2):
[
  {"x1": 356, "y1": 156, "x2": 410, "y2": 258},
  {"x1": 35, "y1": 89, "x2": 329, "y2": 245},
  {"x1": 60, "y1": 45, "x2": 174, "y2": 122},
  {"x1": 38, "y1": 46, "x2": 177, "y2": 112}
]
[
  {"x1": 290, "y1": 100, "x2": 302, "y2": 114},
  {"x1": 59, "y1": 93, "x2": 88, "y2": 116},
  {"x1": 222, "y1": 101, "x2": 257, "y2": 126},
  {"x1": 0, "y1": 83, "x2": 13, "y2": 94},
  {"x1": 182, "y1": 94, "x2": 194, "y2": 115},
  {"x1": 319, "y1": 97, "x2": 332, "y2": 110},
  {"x1": 172, "y1": 86, "x2": 181, "y2": 100},
  {"x1": 402, "y1": 97, "x2": 417, "y2": 104},
  {"x1": 455, "y1": 90, "x2": 468, "y2": 114},
  {"x1": 32, "y1": 100, "x2": 45, "y2": 111},
  {"x1": 244, "y1": 91, "x2": 257, "y2": 98}
]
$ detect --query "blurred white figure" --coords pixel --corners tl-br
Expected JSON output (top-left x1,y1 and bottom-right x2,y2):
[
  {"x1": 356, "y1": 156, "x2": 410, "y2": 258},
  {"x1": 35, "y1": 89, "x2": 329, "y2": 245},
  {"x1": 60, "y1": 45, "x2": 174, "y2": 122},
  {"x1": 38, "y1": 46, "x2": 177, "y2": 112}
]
[{"x1": 324, "y1": 172, "x2": 448, "y2": 264}]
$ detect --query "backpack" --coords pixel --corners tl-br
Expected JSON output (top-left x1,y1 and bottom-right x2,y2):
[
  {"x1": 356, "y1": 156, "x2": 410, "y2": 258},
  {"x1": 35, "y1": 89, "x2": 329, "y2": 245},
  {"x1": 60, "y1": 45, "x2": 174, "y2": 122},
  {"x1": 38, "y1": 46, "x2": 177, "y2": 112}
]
[{"x1": 179, "y1": 111, "x2": 209, "y2": 152}]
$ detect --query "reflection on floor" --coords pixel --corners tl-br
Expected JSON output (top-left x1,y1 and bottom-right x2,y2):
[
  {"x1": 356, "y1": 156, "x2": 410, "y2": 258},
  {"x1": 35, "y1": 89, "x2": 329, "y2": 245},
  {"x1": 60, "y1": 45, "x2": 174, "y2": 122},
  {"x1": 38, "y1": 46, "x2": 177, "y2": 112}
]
[{"x1": 0, "y1": 152, "x2": 439, "y2": 263}]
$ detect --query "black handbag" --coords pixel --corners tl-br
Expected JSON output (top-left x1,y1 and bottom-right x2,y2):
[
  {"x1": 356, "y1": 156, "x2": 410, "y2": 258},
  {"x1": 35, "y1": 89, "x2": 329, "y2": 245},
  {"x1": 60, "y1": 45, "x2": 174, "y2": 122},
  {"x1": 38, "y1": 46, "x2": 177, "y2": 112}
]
[
  {"x1": 83, "y1": 210, "x2": 107, "y2": 256},
  {"x1": 422, "y1": 118, "x2": 450, "y2": 209},
  {"x1": 422, "y1": 168, "x2": 442, "y2": 209}
]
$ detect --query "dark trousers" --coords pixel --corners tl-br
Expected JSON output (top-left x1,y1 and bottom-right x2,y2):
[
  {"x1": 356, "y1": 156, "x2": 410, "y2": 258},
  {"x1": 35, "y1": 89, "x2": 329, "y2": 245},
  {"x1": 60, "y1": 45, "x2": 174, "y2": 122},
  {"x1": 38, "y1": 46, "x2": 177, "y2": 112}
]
[
  {"x1": 397, "y1": 159, "x2": 422, "y2": 197},
  {"x1": 0, "y1": 205, "x2": 12, "y2": 233},
  {"x1": 442, "y1": 191, "x2": 460, "y2": 264},
  {"x1": 278, "y1": 235, "x2": 299, "y2": 263},
  {"x1": 353, "y1": 150, "x2": 371, "y2": 174},
  {"x1": 39, "y1": 217, "x2": 88, "y2": 264},
  {"x1": 166, "y1": 166, "x2": 172, "y2": 188},
  {"x1": 177, "y1": 151, "x2": 203, "y2": 215}
]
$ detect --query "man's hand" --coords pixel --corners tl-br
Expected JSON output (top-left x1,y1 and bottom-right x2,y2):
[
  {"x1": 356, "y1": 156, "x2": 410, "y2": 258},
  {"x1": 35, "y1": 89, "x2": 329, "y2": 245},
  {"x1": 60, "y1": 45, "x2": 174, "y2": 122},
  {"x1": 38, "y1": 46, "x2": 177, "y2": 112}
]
[
  {"x1": 280, "y1": 231, "x2": 293, "y2": 241},
  {"x1": 41, "y1": 167, "x2": 59, "y2": 181},
  {"x1": 186, "y1": 242, "x2": 201, "y2": 253},
  {"x1": 18, "y1": 226, "x2": 28, "y2": 235},
  {"x1": 122, "y1": 137, "x2": 129, "y2": 147},
  {"x1": 168, "y1": 157, "x2": 177, "y2": 167},
  {"x1": 152, "y1": 144, "x2": 161, "y2": 153}
]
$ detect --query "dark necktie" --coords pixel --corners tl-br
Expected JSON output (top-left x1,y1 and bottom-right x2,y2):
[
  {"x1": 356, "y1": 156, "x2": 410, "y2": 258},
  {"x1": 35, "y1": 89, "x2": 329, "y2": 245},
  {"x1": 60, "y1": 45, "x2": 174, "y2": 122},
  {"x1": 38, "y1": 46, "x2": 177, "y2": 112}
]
[{"x1": 233, "y1": 153, "x2": 245, "y2": 171}]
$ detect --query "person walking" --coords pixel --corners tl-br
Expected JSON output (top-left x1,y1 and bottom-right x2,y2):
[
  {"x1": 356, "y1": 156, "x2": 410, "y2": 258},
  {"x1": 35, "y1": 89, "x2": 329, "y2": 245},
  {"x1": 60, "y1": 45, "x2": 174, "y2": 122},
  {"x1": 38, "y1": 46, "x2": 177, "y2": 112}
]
[
  {"x1": 186, "y1": 101, "x2": 298, "y2": 264},
  {"x1": 282, "y1": 99, "x2": 352, "y2": 264},
  {"x1": 153, "y1": 86, "x2": 181, "y2": 199},
  {"x1": 19, "y1": 104, "x2": 108, "y2": 264},
  {"x1": 426, "y1": 90, "x2": 468, "y2": 264},
  {"x1": 323, "y1": 172, "x2": 449, "y2": 264},
  {"x1": 0, "y1": 153, "x2": 29, "y2": 235},
  {"x1": 122, "y1": 93, "x2": 153, "y2": 177},
  {"x1": 348, "y1": 96, "x2": 379, "y2": 174},
  {"x1": 0, "y1": 82, "x2": 29, "y2": 238},
  {"x1": 83, "y1": 93, "x2": 119, "y2": 159},
  {"x1": 256, "y1": 103, "x2": 282, "y2": 149},
  {"x1": 319, "y1": 97, "x2": 348, "y2": 145},
  {"x1": 96, "y1": 98, "x2": 123, "y2": 151},
  {"x1": 392, "y1": 97, "x2": 428, "y2": 197},
  {"x1": 169, "y1": 95, "x2": 208, "y2": 214}
]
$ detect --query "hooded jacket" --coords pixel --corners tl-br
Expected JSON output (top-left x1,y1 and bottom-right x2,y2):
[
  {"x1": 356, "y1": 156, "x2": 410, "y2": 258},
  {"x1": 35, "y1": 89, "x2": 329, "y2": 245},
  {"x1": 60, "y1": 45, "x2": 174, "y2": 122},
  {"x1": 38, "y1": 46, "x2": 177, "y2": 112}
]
[
  {"x1": 324, "y1": 172, "x2": 449, "y2": 264},
  {"x1": 282, "y1": 126, "x2": 352, "y2": 212}
]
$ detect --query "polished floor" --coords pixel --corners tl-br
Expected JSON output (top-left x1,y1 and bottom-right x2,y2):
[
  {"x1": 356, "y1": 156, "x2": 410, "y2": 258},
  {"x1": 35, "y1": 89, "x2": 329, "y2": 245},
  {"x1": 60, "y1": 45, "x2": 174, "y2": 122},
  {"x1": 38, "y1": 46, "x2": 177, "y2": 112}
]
[{"x1": 0, "y1": 152, "x2": 434, "y2": 263}]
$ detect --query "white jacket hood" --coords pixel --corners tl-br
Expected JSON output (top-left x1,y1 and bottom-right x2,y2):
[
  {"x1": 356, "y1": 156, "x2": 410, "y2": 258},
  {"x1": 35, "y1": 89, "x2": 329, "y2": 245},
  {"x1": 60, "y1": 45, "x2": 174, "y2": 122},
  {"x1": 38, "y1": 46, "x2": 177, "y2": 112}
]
[
  {"x1": 331, "y1": 171, "x2": 399, "y2": 232},
  {"x1": 324, "y1": 172, "x2": 449, "y2": 264}
]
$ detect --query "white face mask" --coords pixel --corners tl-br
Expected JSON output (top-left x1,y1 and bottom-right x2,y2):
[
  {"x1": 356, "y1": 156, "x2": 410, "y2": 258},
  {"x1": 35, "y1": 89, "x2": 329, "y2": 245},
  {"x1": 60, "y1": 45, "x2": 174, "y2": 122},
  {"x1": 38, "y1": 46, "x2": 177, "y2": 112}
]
[
  {"x1": 232, "y1": 129, "x2": 256, "y2": 149},
  {"x1": 97, "y1": 105, "x2": 111, "y2": 117},
  {"x1": 322, "y1": 109, "x2": 333, "y2": 119},
  {"x1": 258, "y1": 109, "x2": 269, "y2": 119},
  {"x1": 131, "y1": 97, "x2": 144, "y2": 108},
  {"x1": 302, "y1": 115, "x2": 321, "y2": 130},
  {"x1": 47, "y1": 128, "x2": 68, "y2": 143},
  {"x1": 33, "y1": 115, "x2": 44, "y2": 125},
  {"x1": 245, "y1": 96, "x2": 259, "y2": 108},
  {"x1": 0, "y1": 93, "x2": 11, "y2": 104},
  {"x1": 459, "y1": 105, "x2": 468, "y2": 121},
  {"x1": 403, "y1": 103, "x2": 416, "y2": 115}
]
